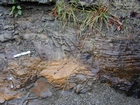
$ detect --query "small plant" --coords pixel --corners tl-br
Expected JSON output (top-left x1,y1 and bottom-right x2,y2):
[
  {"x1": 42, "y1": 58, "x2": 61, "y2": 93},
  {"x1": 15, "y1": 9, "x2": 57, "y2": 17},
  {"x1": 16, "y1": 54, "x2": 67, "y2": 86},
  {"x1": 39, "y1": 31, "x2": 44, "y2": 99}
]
[
  {"x1": 51, "y1": 1, "x2": 122, "y2": 32},
  {"x1": 52, "y1": 0, "x2": 78, "y2": 28},
  {"x1": 9, "y1": 0, "x2": 22, "y2": 17},
  {"x1": 81, "y1": 6, "x2": 109, "y2": 30},
  {"x1": 80, "y1": 5, "x2": 123, "y2": 31}
]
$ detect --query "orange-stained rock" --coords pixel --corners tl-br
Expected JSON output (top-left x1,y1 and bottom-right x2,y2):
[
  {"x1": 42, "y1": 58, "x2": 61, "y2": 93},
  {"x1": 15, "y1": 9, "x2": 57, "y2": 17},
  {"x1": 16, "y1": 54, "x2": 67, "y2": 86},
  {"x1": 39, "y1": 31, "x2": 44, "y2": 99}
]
[
  {"x1": 0, "y1": 91, "x2": 5, "y2": 103},
  {"x1": 2, "y1": 56, "x2": 48, "y2": 89},
  {"x1": 30, "y1": 77, "x2": 52, "y2": 98},
  {"x1": 40, "y1": 58, "x2": 92, "y2": 88},
  {"x1": 3, "y1": 88, "x2": 18, "y2": 100},
  {"x1": 64, "y1": 83, "x2": 76, "y2": 90},
  {"x1": 0, "y1": 87, "x2": 19, "y2": 103}
]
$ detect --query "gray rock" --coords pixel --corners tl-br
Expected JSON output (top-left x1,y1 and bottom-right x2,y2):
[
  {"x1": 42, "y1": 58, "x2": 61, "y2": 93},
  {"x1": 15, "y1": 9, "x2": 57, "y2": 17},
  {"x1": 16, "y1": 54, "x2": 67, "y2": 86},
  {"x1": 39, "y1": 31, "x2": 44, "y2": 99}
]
[
  {"x1": 0, "y1": 0, "x2": 110, "y2": 6},
  {"x1": 20, "y1": 0, "x2": 55, "y2": 3},
  {"x1": 74, "y1": 84, "x2": 83, "y2": 93},
  {"x1": 79, "y1": 87, "x2": 91, "y2": 94},
  {"x1": 0, "y1": 32, "x2": 13, "y2": 42},
  {"x1": 40, "y1": 90, "x2": 52, "y2": 98},
  {"x1": 41, "y1": 16, "x2": 55, "y2": 22},
  {"x1": 13, "y1": 31, "x2": 19, "y2": 35},
  {"x1": 0, "y1": 0, "x2": 14, "y2": 4},
  {"x1": 0, "y1": 58, "x2": 7, "y2": 72},
  {"x1": 76, "y1": 74, "x2": 87, "y2": 83},
  {"x1": 60, "y1": 90, "x2": 72, "y2": 96},
  {"x1": 0, "y1": 54, "x2": 5, "y2": 59},
  {"x1": 70, "y1": 0, "x2": 110, "y2": 6},
  {"x1": 3, "y1": 25, "x2": 14, "y2": 31}
]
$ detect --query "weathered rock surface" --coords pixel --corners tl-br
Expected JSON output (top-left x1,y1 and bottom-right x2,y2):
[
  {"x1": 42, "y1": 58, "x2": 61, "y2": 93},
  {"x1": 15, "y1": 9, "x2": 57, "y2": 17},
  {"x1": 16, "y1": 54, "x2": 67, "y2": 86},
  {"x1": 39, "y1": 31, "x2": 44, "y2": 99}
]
[
  {"x1": 1, "y1": 57, "x2": 47, "y2": 89},
  {"x1": 0, "y1": 0, "x2": 140, "y2": 104},
  {"x1": 94, "y1": 38, "x2": 140, "y2": 77},
  {"x1": 40, "y1": 58, "x2": 94, "y2": 89},
  {"x1": 93, "y1": 37, "x2": 140, "y2": 91},
  {"x1": 0, "y1": 0, "x2": 110, "y2": 5},
  {"x1": 30, "y1": 77, "x2": 53, "y2": 98}
]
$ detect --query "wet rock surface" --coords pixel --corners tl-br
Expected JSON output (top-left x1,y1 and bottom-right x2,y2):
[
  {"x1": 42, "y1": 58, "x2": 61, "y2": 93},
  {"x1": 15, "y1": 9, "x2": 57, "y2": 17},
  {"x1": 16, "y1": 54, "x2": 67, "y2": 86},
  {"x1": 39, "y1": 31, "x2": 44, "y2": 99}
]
[{"x1": 0, "y1": 0, "x2": 140, "y2": 104}]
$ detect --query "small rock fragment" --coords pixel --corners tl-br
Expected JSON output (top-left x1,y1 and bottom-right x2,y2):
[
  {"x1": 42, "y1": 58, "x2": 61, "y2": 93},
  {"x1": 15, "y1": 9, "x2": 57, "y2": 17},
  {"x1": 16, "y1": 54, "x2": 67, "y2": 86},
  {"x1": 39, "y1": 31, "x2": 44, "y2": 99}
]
[
  {"x1": 74, "y1": 84, "x2": 83, "y2": 93},
  {"x1": 30, "y1": 77, "x2": 53, "y2": 98},
  {"x1": 0, "y1": 32, "x2": 13, "y2": 42},
  {"x1": 64, "y1": 83, "x2": 76, "y2": 90},
  {"x1": 76, "y1": 74, "x2": 87, "y2": 83}
]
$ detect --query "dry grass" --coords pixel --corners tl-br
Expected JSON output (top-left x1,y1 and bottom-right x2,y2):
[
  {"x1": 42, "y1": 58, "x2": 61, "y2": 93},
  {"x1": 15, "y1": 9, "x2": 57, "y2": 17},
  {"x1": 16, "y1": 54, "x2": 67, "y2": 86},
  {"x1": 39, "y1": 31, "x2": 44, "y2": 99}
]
[
  {"x1": 52, "y1": 0, "x2": 78, "y2": 28},
  {"x1": 51, "y1": 1, "x2": 123, "y2": 33}
]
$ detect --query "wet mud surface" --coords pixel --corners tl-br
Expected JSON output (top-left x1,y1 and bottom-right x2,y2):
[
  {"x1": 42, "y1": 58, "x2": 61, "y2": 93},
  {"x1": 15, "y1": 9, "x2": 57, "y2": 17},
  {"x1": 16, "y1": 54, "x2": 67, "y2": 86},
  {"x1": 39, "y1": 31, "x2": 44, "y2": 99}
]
[{"x1": 0, "y1": 1, "x2": 140, "y2": 105}]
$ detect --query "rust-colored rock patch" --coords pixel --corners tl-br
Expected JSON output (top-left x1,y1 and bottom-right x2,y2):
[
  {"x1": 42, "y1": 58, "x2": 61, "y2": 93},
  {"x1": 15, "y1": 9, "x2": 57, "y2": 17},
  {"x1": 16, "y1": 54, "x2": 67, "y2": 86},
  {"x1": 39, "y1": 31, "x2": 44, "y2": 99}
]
[{"x1": 40, "y1": 58, "x2": 92, "y2": 88}]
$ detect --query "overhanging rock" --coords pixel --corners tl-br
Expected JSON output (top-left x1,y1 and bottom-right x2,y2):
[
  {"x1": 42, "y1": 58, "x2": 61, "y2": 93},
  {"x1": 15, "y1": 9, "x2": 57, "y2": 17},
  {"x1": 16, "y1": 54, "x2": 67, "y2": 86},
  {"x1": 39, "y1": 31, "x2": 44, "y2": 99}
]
[{"x1": 0, "y1": 0, "x2": 110, "y2": 5}]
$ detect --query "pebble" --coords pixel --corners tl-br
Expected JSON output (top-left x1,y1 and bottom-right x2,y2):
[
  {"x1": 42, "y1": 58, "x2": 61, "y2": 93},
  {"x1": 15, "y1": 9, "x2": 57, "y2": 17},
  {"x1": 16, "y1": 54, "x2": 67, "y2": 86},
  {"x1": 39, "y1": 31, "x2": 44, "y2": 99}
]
[
  {"x1": 75, "y1": 74, "x2": 87, "y2": 83},
  {"x1": 74, "y1": 84, "x2": 83, "y2": 93}
]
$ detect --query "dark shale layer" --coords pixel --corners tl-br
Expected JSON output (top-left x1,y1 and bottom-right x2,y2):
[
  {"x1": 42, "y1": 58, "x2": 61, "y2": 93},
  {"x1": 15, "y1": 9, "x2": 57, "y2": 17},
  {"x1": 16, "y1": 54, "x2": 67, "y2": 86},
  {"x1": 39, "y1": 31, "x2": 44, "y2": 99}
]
[
  {"x1": 93, "y1": 37, "x2": 140, "y2": 97},
  {"x1": 94, "y1": 38, "x2": 140, "y2": 78}
]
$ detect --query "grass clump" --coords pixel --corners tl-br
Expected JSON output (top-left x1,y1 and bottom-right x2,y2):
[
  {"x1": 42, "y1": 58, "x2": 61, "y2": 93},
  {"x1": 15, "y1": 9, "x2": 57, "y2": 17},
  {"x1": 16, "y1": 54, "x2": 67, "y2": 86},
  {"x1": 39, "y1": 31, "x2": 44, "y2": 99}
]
[
  {"x1": 52, "y1": 0, "x2": 78, "y2": 28},
  {"x1": 81, "y1": 5, "x2": 123, "y2": 32},
  {"x1": 81, "y1": 6, "x2": 110, "y2": 30},
  {"x1": 51, "y1": 1, "x2": 123, "y2": 32}
]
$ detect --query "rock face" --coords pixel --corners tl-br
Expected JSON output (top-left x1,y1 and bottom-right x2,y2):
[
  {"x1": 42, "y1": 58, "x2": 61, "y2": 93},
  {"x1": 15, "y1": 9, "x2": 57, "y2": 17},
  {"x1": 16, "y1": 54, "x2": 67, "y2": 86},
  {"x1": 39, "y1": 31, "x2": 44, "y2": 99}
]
[
  {"x1": 20, "y1": 0, "x2": 55, "y2": 3},
  {"x1": 96, "y1": 38, "x2": 140, "y2": 78},
  {"x1": 93, "y1": 37, "x2": 140, "y2": 90},
  {"x1": 0, "y1": 0, "x2": 54, "y2": 4},
  {"x1": 0, "y1": 0, "x2": 109, "y2": 5},
  {"x1": 1, "y1": 57, "x2": 47, "y2": 89},
  {"x1": 0, "y1": 0, "x2": 14, "y2": 4}
]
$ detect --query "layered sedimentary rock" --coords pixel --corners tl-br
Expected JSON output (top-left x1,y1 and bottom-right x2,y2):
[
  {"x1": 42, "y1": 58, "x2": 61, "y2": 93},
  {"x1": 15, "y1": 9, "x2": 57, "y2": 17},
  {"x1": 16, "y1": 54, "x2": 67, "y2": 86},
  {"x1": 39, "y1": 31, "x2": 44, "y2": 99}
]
[{"x1": 94, "y1": 38, "x2": 140, "y2": 78}]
